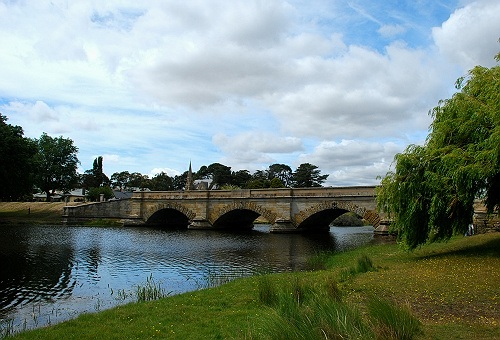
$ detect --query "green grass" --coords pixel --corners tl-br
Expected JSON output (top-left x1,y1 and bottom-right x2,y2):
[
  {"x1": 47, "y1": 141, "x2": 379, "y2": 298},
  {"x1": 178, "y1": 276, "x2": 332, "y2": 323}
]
[{"x1": 5, "y1": 233, "x2": 500, "y2": 339}]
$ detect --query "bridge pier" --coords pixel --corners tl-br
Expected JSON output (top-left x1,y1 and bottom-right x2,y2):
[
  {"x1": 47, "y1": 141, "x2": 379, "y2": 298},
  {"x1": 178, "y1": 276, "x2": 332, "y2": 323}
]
[
  {"x1": 270, "y1": 218, "x2": 299, "y2": 233},
  {"x1": 188, "y1": 218, "x2": 213, "y2": 230}
]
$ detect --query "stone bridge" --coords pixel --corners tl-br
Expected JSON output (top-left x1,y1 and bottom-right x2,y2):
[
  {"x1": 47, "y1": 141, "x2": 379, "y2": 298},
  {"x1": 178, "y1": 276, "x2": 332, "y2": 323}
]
[{"x1": 63, "y1": 186, "x2": 385, "y2": 233}]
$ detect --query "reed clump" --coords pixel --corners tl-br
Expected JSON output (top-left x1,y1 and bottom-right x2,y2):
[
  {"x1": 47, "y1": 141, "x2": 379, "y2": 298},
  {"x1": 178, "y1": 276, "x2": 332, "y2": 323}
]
[
  {"x1": 134, "y1": 275, "x2": 171, "y2": 303},
  {"x1": 256, "y1": 269, "x2": 421, "y2": 340}
]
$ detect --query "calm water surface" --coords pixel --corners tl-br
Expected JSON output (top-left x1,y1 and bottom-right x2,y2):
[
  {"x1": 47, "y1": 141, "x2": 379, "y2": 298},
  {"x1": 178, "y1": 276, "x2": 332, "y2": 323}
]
[{"x1": 0, "y1": 224, "x2": 380, "y2": 333}]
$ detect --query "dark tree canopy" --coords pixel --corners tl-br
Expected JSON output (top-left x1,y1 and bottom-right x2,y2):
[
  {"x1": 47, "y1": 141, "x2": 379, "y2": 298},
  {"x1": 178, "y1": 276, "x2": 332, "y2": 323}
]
[
  {"x1": 0, "y1": 114, "x2": 37, "y2": 200},
  {"x1": 377, "y1": 51, "x2": 500, "y2": 250},
  {"x1": 86, "y1": 186, "x2": 114, "y2": 202},
  {"x1": 231, "y1": 169, "x2": 252, "y2": 188},
  {"x1": 268, "y1": 163, "x2": 292, "y2": 187},
  {"x1": 111, "y1": 171, "x2": 130, "y2": 191},
  {"x1": 34, "y1": 133, "x2": 79, "y2": 200},
  {"x1": 150, "y1": 172, "x2": 173, "y2": 191},
  {"x1": 206, "y1": 163, "x2": 232, "y2": 187},
  {"x1": 172, "y1": 171, "x2": 188, "y2": 191},
  {"x1": 291, "y1": 163, "x2": 329, "y2": 188},
  {"x1": 82, "y1": 156, "x2": 110, "y2": 189},
  {"x1": 269, "y1": 177, "x2": 285, "y2": 188},
  {"x1": 127, "y1": 172, "x2": 150, "y2": 190}
]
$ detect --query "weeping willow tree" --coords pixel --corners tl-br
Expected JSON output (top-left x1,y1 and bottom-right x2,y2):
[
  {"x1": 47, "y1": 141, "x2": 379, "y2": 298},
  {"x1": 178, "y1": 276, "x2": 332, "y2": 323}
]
[{"x1": 377, "y1": 50, "x2": 500, "y2": 250}]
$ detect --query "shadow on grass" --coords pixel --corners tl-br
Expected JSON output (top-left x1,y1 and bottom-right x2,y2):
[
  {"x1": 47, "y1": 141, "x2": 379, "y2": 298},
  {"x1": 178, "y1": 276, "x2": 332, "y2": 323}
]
[{"x1": 412, "y1": 234, "x2": 500, "y2": 260}]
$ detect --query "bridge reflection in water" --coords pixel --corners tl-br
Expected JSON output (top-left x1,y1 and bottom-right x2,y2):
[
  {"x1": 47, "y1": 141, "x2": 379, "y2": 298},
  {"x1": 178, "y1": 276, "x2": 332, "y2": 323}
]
[{"x1": 63, "y1": 187, "x2": 388, "y2": 233}]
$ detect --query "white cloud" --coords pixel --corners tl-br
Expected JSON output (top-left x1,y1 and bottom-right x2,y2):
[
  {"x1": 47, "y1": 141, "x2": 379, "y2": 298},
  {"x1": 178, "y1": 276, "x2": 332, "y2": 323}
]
[
  {"x1": 267, "y1": 43, "x2": 452, "y2": 140},
  {"x1": 433, "y1": 0, "x2": 500, "y2": 70},
  {"x1": 296, "y1": 140, "x2": 403, "y2": 186},
  {"x1": 212, "y1": 132, "x2": 304, "y2": 170},
  {"x1": 148, "y1": 168, "x2": 181, "y2": 178},
  {"x1": 378, "y1": 24, "x2": 407, "y2": 38},
  {"x1": 214, "y1": 132, "x2": 303, "y2": 154},
  {"x1": 0, "y1": 0, "x2": 496, "y2": 186}
]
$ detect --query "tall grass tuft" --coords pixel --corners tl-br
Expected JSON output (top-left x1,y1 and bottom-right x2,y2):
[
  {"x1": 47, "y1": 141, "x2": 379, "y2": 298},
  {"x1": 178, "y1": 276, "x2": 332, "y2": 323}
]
[
  {"x1": 261, "y1": 289, "x2": 373, "y2": 339},
  {"x1": 134, "y1": 275, "x2": 171, "y2": 303},
  {"x1": 257, "y1": 275, "x2": 277, "y2": 306},
  {"x1": 356, "y1": 254, "x2": 376, "y2": 273},
  {"x1": 306, "y1": 250, "x2": 334, "y2": 270},
  {"x1": 311, "y1": 295, "x2": 370, "y2": 339},
  {"x1": 323, "y1": 275, "x2": 342, "y2": 302},
  {"x1": 367, "y1": 296, "x2": 422, "y2": 340},
  {"x1": 339, "y1": 254, "x2": 377, "y2": 282}
]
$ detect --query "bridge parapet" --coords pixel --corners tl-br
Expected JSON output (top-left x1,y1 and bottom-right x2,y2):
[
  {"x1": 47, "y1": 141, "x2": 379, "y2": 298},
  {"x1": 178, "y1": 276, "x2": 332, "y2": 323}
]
[
  {"x1": 132, "y1": 186, "x2": 376, "y2": 200},
  {"x1": 64, "y1": 186, "x2": 383, "y2": 232}
]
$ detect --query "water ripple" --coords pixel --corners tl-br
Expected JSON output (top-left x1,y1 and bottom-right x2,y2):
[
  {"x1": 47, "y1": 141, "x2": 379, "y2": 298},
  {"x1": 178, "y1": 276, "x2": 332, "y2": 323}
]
[{"x1": 0, "y1": 224, "x2": 377, "y2": 333}]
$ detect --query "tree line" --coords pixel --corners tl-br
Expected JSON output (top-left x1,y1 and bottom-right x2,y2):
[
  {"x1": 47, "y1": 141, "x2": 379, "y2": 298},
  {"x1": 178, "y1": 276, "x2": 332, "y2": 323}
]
[
  {"x1": 0, "y1": 118, "x2": 79, "y2": 202},
  {"x1": 0, "y1": 114, "x2": 329, "y2": 202},
  {"x1": 109, "y1": 162, "x2": 329, "y2": 193}
]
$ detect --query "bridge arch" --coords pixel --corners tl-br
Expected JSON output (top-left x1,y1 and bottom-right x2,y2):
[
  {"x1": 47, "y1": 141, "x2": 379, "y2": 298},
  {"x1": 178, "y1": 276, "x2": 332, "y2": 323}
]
[
  {"x1": 293, "y1": 200, "x2": 381, "y2": 231},
  {"x1": 143, "y1": 202, "x2": 196, "y2": 227},
  {"x1": 209, "y1": 201, "x2": 278, "y2": 230}
]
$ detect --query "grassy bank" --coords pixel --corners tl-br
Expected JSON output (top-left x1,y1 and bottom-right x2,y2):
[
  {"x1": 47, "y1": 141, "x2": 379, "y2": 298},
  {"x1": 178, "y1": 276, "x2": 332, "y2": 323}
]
[
  {"x1": 4, "y1": 232, "x2": 499, "y2": 339},
  {"x1": 0, "y1": 202, "x2": 70, "y2": 224}
]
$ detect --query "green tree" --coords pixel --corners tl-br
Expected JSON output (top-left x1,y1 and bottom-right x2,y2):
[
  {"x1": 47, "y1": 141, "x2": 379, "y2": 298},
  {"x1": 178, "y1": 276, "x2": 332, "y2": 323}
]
[
  {"x1": 269, "y1": 177, "x2": 285, "y2": 188},
  {"x1": 220, "y1": 184, "x2": 241, "y2": 190},
  {"x1": 111, "y1": 171, "x2": 130, "y2": 191},
  {"x1": 377, "y1": 51, "x2": 500, "y2": 250},
  {"x1": 250, "y1": 169, "x2": 270, "y2": 188},
  {"x1": 231, "y1": 169, "x2": 252, "y2": 188},
  {"x1": 245, "y1": 179, "x2": 268, "y2": 189},
  {"x1": 127, "y1": 172, "x2": 150, "y2": 190},
  {"x1": 86, "y1": 186, "x2": 114, "y2": 202},
  {"x1": 150, "y1": 172, "x2": 173, "y2": 191},
  {"x1": 172, "y1": 171, "x2": 188, "y2": 191},
  {"x1": 195, "y1": 165, "x2": 209, "y2": 180},
  {"x1": 34, "y1": 133, "x2": 79, "y2": 201},
  {"x1": 291, "y1": 163, "x2": 328, "y2": 188},
  {"x1": 82, "y1": 156, "x2": 109, "y2": 189},
  {"x1": 206, "y1": 163, "x2": 232, "y2": 188},
  {"x1": 0, "y1": 114, "x2": 37, "y2": 200},
  {"x1": 268, "y1": 163, "x2": 292, "y2": 187}
]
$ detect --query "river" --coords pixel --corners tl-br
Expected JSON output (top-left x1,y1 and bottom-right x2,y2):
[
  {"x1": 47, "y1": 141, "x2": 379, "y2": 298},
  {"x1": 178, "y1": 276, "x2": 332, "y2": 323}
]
[{"x1": 0, "y1": 224, "x2": 381, "y2": 334}]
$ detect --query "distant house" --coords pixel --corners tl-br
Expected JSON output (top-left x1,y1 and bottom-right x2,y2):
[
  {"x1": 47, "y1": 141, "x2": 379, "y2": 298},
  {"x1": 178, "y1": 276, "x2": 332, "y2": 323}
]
[
  {"x1": 33, "y1": 189, "x2": 85, "y2": 203},
  {"x1": 112, "y1": 191, "x2": 134, "y2": 200},
  {"x1": 64, "y1": 189, "x2": 87, "y2": 203},
  {"x1": 33, "y1": 192, "x2": 63, "y2": 202},
  {"x1": 193, "y1": 179, "x2": 217, "y2": 190}
]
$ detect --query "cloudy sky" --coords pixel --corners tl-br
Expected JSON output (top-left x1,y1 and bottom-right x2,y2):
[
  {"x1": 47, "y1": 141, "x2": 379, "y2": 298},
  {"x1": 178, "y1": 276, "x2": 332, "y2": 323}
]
[{"x1": 1, "y1": 0, "x2": 499, "y2": 186}]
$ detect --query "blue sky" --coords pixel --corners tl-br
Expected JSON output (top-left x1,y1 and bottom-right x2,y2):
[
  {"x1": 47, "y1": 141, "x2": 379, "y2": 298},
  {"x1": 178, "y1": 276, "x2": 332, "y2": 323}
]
[{"x1": 1, "y1": 0, "x2": 499, "y2": 186}]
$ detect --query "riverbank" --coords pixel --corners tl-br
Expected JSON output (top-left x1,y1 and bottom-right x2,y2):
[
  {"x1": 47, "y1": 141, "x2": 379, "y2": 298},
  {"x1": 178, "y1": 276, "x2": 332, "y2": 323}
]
[
  {"x1": 0, "y1": 202, "x2": 71, "y2": 224},
  {"x1": 5, "y1": 231, "x2": 499, "y2": 339}
]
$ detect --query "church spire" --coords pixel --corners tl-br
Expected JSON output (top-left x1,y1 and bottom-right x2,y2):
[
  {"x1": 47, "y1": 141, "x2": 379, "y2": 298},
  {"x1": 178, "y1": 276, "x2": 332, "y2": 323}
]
[{"x1": 185, "y1": 161, "x2": 195, "y2": 190}]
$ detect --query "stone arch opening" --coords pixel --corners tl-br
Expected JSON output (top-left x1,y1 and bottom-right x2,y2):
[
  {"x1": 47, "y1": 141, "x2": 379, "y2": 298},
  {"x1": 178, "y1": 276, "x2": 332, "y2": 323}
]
[
  {"x1": 297, "y1": 208, "x2": 349, "y2": 232},
  {"x1": 295, "y1": 200, "x2": 381, "y2": 231},
  {"x1": 145, "y1": 208, "x2": 190, "y2": 228},
  {"x1": 212, "y1": 209, "x2": 261, "y2": 230},
  {"x1": 209, "y1": 201, "x2": 278, "y2": 229}
]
